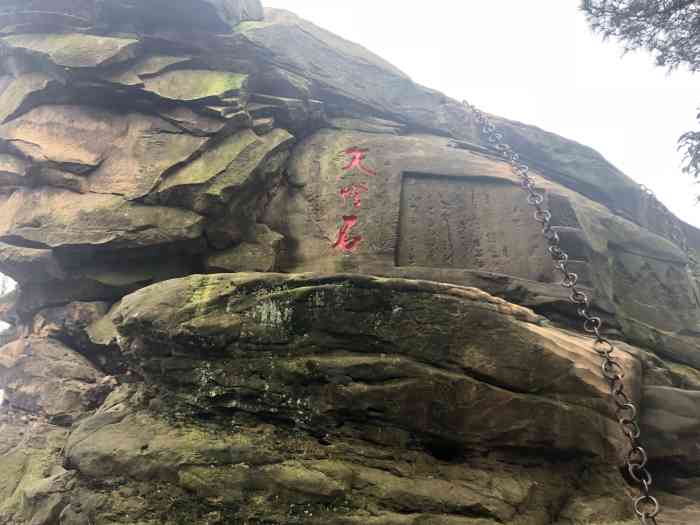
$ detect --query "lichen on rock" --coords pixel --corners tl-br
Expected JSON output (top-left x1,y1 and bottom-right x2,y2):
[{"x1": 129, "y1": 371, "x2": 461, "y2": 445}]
[{"x1": 0, "y1": 1, "x2": 698, "y2": 524}]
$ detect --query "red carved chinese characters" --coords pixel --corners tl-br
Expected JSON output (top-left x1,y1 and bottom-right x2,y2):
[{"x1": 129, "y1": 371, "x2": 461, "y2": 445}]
[
  {"x1": 332, "y1": 215, "x2": 362, "y2": 252},
  {"x1": 339, "y1": 182, "x2": 368, "y2": 208},
  {"x1": 341, "y1": 147, "x2": 376, "y2": 177},
  {"x1": 332, "y1": 147, "x2": 377, "y2": 253}
]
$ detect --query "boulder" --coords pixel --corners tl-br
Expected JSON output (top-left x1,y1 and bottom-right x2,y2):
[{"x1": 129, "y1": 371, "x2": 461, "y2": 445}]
[
  {"x1": 0, "y1": 337, "x2": 108, "y2": 422},
  {"x1": 53, "y1": 383, "x2": 647, "y2": 524},
  {"x1": 107, "y1": 273, "x2": 639, "y2": 462},
  {"x1": 33, "y1": 271, "x2": 677, "y2": 524}
]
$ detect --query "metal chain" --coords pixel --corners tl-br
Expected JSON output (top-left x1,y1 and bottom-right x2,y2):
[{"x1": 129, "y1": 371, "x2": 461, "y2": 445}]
[{"x1": 465, "y1": 102, "x2": 660, "y2": 525}]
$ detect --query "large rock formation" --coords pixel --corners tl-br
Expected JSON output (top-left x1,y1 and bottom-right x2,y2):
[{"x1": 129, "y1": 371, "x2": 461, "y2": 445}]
[{"x1": 0, "y1": 1, "x2": 698, "y2": 524}]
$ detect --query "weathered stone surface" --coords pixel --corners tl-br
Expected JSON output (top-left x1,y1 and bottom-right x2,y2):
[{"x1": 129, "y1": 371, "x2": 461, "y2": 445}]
[
  {"x1": 205, "y1": 224, "x2": 283, "y2": 272},
  {"x1": 1, "y1": 33, "x2": 139, "y2": 68},
  {"x1": 234, "y1": 9, "x2": 410, "y2": 109},
  {"x1": 233, "y1": 9, "x2": 650, "y2": 223},
  {"x1": 10, "y1": 280, "x2": 125, "y2": 323},
  {"x1": 142, "y1": 69, "x2": 248, "y2": 102},
  {"x1": 0, "y1": 187, "x2": 205, "y2": 249},
  {"x1": 265, "y1": 128, "x2": 700, "y2": 368},
  {"x1": 1, "y1": 105, "x2": 107, "y2": 169},
  {"x1": 102, "y1": 54, "x2": 191, "y2": 87},
  {"x1": 0, "y1": 3, "x2": 697, "y2": 523},
  {"x1": 269, "y1": 129, "x2": 564, "y2": 278},
  {"x1": 0, "y1": 337, "x2": 107, "y2": 422},
  {"x1": 249, "y1": 93, "x2": 325, "y2": 135},
  {"x1": 208, "y1": 0, "x2": 265, "y2": 28},
  {"x1": 52, "y1": 384, "x2": 647, "y2": 524},
  {"x1": 0, "y1": 241, "x2": 64, "y2": 283},
  {"x1": 157, "y1": 105, "x2": 231, "y2": 136},
  {"x1": 0, "y1": 412, "x2": 72, "y2": 525},
  {"x1": 0, "y1": 105, "x2": 209, "y2": 198},
  {"x1": 39, "y1": 271, "x2": 689, "y2": 524},
  {"x1": 0, "y1": 153, "x2": 28, "y2": 186},
  {"x1": 0, "y1": 1, "x2": 263, "y2": 37},
  {"x1": 0, "y1": 73, "x2": 61, "y2": 125},
  {"x1": 99, "y1": 0, "x2": 263, "y2": 34},
  {"x1": 34, "y1": 165, "x2": 91, "y2": 193},
  {"x1": 5, "y1": 247, "x2": 203, "y2": 319},
  {"x1": 106, "y1": 273, "x2": 639, "y2": 462},
  {"x1": 0, "y1": 11, "x2": 91, "y2": 36},
  {"x1": 31, "y1": 301, "x2": 109, "y2": 341},
  {"x1": 256, "y1": 66, "x2": 313, "y2": 100},
  {"x1": 204, "y1": 147, "x2": 292, "y2": 249},
  {"x1": 66, "y1": 385, "x2": 260, "y2": 480},
  {"x1": 329, "y1": 116, "x2": 407, "y2": 135},
  {"x1": 253, "y1": 116, "x2": 275, "y2": 135},
  {"x1": 641, "y1": 386, "x2": 700, "y2": 471},
  {"x1": 153, "y1": 128, "x2": 294, "y2": 215},
  {"x1": 0, "y1": 1, "x2": 96, "y2": 27}
]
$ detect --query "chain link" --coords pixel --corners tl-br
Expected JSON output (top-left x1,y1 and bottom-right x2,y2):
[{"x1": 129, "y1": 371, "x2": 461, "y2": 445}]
[{"x1": 465, "y1": 102, "x2": 661, "y2": 525}]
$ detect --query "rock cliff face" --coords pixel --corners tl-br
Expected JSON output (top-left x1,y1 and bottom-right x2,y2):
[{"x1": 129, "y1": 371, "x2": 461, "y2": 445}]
[{"x1": 0, "y1": 1, "x2": 698, "y2": 524}]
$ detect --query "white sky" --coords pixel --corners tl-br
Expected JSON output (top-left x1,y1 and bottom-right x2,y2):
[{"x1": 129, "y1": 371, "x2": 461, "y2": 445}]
[{"x1": 263, "y1": 0, "x2": 700, "y2": 227}]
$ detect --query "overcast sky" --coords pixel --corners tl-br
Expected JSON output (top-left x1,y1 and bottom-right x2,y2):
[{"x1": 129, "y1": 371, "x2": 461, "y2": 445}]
[{"x1": 263, "y1": 0, "x2": 700, "y2": 228}]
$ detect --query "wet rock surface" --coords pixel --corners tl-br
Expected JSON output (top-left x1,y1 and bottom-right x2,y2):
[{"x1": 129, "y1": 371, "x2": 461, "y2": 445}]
[{"x1": 0, "y1": 1, "x2": 698, "y2": 524}]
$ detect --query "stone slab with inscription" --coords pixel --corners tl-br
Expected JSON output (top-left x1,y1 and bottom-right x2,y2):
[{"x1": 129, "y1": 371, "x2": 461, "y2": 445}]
[{"x1": 265, "y1": 129, "x2": 700, "y2": 365}]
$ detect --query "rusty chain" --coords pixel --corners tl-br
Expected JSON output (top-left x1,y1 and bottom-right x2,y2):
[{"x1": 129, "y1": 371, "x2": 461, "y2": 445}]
[{"x1": 465, "y1": 102, "x2": 660, "y2": 525}]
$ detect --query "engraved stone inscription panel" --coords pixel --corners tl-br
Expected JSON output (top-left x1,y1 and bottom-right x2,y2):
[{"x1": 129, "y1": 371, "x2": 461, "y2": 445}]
[{"x1": 397, "y1": 173, "x2": 554, "y2": 282}]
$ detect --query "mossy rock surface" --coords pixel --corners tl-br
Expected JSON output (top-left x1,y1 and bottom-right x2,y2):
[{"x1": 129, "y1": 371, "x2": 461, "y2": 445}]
[
  {"x1": 0, "y1": 2, "x2": 698, "y2": 524},
  {"x1": 142, "y1": 69, "x2": 249, "y2": 102},
  {"x1": 1, "y1": 32, "x2": 138, "y2": 68},
  {"x1": 154, "y1": 128, "x2": 294, "y2": 215}
]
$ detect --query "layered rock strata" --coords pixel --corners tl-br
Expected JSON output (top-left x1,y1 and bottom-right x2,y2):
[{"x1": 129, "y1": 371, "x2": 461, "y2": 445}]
[{"x1": 0, "y1": 1, "x2": 698, "y2": 524}]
